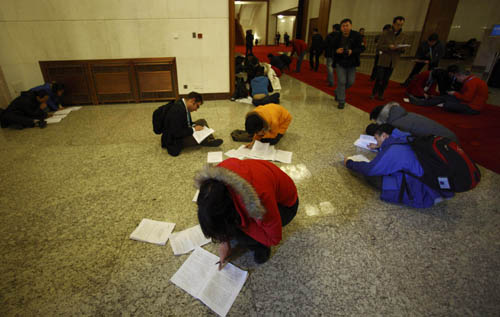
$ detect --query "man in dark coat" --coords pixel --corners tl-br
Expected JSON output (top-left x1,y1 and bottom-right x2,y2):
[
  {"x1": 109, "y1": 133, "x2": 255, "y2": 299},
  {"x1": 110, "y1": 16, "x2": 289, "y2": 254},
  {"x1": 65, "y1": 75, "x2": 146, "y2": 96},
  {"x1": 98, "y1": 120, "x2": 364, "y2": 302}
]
[
  {"x1": 325, "y1": 24, "x2": 341, "y2": 86},
  {"x1": 1, "y1": 90, "x2": 49, "y2": 129},
  {"x1": 309, "y1": 28, "x2": 323, "y2": 71},
  {"x1": 160, "y1": 92, "x2": 223, "y2": 156},
  {"x1": 402, "y1": 33, "x2": 445, "y2": 86}
]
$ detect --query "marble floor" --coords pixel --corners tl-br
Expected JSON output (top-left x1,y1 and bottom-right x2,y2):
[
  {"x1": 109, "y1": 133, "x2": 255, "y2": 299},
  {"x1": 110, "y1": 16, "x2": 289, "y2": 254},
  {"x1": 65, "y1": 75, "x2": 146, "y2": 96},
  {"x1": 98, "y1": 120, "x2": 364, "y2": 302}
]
[{"x1": 1, "y1": 72, "x2": 499, "y2": 316}]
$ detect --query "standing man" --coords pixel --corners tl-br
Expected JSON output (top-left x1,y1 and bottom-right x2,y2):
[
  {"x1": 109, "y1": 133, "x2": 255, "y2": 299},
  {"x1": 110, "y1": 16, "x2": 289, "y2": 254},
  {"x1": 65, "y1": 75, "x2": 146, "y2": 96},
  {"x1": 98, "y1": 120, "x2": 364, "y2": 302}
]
[
  {"x1": 275, "y1": 32, "x2": 281, "y2": 46},
  {"x1": 284, "y1": 32, "x2": 290, "y2": 47},
  {"x1": 325, "y1": 24, "x2": 341, "y2": 86},
  {"x1": 290, "y1": 39, "x2": 308, "y2": 73},
  {"x1": 332, "y1": 18, "x2": 363, "y2": 109},
  {"x1": 157, "y1": 91, "x2": 223, "y2": 156},
  {"x1": 309, "y1": 28, "x2": 323, "y2": 72},
  {"x1": 402, "y1": 33, "x2": 444, "y2": 86},
  {"x1": 371, "y1": 16, "x2": 406, "y2": 101},
  {"x1": 370, "y1": 24, "x2": 392, "y2": 81}
]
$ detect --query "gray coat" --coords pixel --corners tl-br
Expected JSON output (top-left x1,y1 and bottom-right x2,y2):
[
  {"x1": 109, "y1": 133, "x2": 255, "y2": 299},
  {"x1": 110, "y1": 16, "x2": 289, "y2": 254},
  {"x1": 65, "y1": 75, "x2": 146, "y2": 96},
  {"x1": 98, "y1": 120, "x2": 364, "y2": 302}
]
[{"x1": 377, "y1": 102, "x2": 458, "y2": 142}]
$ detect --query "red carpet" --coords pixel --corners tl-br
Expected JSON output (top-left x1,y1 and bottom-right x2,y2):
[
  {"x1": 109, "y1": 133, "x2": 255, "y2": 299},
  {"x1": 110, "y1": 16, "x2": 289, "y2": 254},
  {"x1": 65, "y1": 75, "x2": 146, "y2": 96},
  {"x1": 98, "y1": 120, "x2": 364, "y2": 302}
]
[{"x1": 236, "y1": 46, "x2": 500, "y2": 174}]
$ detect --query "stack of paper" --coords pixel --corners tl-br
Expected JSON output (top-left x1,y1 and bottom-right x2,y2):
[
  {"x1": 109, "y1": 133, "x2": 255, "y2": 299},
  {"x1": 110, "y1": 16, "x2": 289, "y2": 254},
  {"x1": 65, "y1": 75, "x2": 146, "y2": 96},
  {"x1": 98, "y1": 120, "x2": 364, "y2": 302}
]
[
  {"x1": 224, "y1": 141, "x2": 293, "y2": 163},
  {"x1": 207, "y1": 152, "x2": 223, "y2": 163},
  {"x1": 129, "y1": 218, "x2": 176, "y2": 245},
  {"x1": 54, "y1": 108, "x2": 72, "y2": 116},
  {"x1": 193, "y1": 127, "x2": 215, "y2": 144},
  {"x1": 169, "y1": 225, "x2": 211, "y2": 255},
  {"x1": 67, "y1": 106, "x2": 82, "y2": 111},
  {"x1": 170, "y1": 247, "x2": 248, "y2": 317},
  {"x1": 354, "y1": 135, "x2": 377, "y2": 152},
  {"x1": 46, "y1": 117, "x2": 63, "y2": 124},
  {"x1": 347, "y1": 154, "x2": 371, "y2": 163}
]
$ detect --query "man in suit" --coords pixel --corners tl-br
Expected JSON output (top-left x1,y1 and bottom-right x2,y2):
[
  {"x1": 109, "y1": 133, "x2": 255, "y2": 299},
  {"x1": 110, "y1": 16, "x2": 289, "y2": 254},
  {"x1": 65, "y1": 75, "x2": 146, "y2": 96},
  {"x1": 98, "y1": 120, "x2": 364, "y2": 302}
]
[
  {"x1": 161, "y1": 91, "x2": 223, "y2": 156},
  {"x1": 0, "y1": 90, "x2": 49, "y2": 129}
]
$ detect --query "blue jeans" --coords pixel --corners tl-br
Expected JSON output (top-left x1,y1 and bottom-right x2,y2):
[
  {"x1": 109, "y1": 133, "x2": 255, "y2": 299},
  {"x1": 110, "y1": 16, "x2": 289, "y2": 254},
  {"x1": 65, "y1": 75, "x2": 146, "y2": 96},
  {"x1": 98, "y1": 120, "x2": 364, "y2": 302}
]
[
  {"x1": 326, "y1": 57, "x2": 335, "y2": 86},
  {"x1": 335, "y1": 65, "x2": 356, "y2": 104},
  {"x1": 295, "y1": 51, "x2": 306, "y2": 72}
]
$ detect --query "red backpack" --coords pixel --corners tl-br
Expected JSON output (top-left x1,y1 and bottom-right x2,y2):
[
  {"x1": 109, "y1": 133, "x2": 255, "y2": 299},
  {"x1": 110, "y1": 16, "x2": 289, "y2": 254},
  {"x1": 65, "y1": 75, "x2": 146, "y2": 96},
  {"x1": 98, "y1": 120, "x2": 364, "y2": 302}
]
[{"x1": 408, "y1": 135, "x2": 481, "y2": 192}]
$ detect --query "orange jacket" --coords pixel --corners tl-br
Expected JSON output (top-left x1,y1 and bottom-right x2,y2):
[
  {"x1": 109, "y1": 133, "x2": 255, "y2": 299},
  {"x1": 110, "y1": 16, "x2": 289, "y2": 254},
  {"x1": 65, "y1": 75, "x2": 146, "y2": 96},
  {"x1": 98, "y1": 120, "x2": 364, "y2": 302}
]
[
  {"x1": 248, "y1": 103, "x2": 292, "y2": 140},
  {"x1": 453, "y1": 76, "x2": 488, "y2": 111}
]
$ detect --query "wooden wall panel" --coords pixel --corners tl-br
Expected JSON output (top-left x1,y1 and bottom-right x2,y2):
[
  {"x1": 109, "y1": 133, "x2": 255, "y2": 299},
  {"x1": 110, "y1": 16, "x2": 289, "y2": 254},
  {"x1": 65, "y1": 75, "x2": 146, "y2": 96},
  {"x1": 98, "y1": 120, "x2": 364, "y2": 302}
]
[{"x1": 419, "y1": 0, "x2": 459, "y2": 45}]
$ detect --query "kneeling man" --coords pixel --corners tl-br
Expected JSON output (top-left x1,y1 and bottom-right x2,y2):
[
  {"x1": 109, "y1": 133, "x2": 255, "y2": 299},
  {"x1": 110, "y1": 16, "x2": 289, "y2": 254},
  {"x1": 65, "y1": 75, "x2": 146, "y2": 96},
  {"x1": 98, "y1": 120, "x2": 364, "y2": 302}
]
[{"x1": 244, "y1": 103, "x2": 292, "y2": 147}]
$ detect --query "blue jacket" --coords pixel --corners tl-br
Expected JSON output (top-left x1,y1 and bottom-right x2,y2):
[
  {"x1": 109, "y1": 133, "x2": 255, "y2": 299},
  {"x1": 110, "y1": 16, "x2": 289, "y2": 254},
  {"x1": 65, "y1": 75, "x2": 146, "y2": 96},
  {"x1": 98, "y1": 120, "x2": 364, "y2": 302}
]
[
  {"x1": 30, "y1": 83, "x2": 60, "y2": 111},
  {"x1": 346, "y1": 129, "x2": 454, "y2": 208},
  {"x1": 250, "y1": 76, "x2": 270, "y2": 96}
]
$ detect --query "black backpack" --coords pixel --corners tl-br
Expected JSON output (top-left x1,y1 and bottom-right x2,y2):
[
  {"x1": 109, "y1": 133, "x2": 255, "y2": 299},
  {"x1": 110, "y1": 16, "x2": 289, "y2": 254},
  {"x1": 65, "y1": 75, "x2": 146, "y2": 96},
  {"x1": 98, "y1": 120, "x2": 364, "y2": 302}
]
[
  {"x1": 407, "y1": 135, "x2": 481, "y2": 192},
  {"x1": 232, "y1": 77, "x2": 248, "y2": 100},
  {"x1": 152, "y1": 101, "x2": 175, "y2": 135}
]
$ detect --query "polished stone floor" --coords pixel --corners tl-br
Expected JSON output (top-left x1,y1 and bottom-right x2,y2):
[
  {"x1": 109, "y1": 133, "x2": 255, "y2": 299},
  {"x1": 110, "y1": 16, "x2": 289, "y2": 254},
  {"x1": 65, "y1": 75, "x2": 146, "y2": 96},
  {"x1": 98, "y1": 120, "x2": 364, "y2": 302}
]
[{"x1": 1, "y1": 70, "x2": 499, "y2": 316}]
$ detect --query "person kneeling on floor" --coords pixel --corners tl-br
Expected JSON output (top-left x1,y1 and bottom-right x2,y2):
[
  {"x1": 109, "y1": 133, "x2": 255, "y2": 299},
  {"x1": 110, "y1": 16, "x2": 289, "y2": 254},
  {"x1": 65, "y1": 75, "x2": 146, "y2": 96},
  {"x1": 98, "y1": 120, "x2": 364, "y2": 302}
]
[
  {"x1": 195, "y1": 158, "x2": 299, "y2": 267},
  {"x1": 0, "y1": 90, "x2": 50, "y2": 129},
  {"x1": 245, "y1": 103, "x2": 292, "y2": 147},
  {"x1": 250, "y1": 66, "x2": 280, "y2": 106},
  {"x1": 153, "y1": 91, "x2": 223, "y2": 157},
  {"x1": 344, "y1": 124, "x2": 454, "y2": 208}
]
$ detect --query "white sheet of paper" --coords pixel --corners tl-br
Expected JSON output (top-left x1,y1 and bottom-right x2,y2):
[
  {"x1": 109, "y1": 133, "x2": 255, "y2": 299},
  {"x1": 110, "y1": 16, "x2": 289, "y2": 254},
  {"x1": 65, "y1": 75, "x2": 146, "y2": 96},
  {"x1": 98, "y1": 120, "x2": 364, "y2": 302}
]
[
  {"x1": 275, "y1": 150, "x2": 293, "y2": 163},
  {"x1": 52, "y1": 114, "x2": 67, "y2": 119},
  {"x1": 207, "y1": 152, "x2": 223, "y2": 164},
  {"x1": 193, "y1": 190, "x2": 200, "y2": 203},
  {"x1": 403, "y1": 98, "x2": 410, "y2": 103},
  {"x1": 193, "y1": 127, "x2": 215, "y2": 144},
  {"x1": 54, "y1": 109, "x2": 72, "y2": 115},
  {"x1": 129, "y1": 218, "x2": 176, "y2": 246},
  {"x1": 170, "y1": 247, "x2": 248, "y2": 317},
  {"x1": 68, "y1": 106, "x2": 82, "y2": 111},
  {"x1": 169, "y1": 225, "x2": 211, "y2": 255},
  {"x1": 45, "y1": 117, "x2": 63, "y2": 124},
  {"x1": 347, "y1": 154, "x2": 370, "y2": 163},
  {"x1": 354, "y1": 135, "x2": 377, "y2": 152},
  {"x1": 224, "y1": 149, "x2": 244, "y2": 159},
  {"x1": 235, "y1": 145, "x2": 252, "y2": 158},
  {"x1": 235, "y1": 97, "x2": 253, "y2": 104}
]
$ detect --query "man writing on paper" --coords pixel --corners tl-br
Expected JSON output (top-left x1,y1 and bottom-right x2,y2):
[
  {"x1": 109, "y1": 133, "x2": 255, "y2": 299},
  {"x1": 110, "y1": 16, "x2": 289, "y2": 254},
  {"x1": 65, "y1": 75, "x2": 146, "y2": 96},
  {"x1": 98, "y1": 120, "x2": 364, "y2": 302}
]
[
  {"x1": 1, "y1": 90, "x2": 50, "y2": 129},
  {"x1": 195, "y1": 158, "x2": 299, "y2": 267},
  {"x1": 244, "y1": 103, "x2": 292, "y2": 148},
  {"x1": 155, "y1": 91, "x2": 223, "y2": 157},
  {"x1": 344, "y1": 124, "x2": 453, "y2": 208}
]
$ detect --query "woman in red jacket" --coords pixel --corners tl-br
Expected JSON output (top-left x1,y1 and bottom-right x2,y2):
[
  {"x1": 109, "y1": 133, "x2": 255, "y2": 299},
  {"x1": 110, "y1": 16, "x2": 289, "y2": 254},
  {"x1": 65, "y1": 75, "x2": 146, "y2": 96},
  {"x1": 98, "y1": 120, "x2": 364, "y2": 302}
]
[{"x1": 195, "y1": 158, "x2": 299, "y2": 267}]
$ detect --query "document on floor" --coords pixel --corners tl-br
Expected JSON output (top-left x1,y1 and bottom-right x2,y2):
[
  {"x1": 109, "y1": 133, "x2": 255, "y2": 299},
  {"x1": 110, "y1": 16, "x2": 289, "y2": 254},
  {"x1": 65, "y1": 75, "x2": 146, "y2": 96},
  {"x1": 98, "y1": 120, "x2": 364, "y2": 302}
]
[
  {"x1": 129, "y1": 218, "x2": 176, "y2": 246},
  {"x1": 193, "y1": 127, "x2": 215, "y2": 144},
  {"x1": 354, "y1": 135, "x2": 377, "y2": 152},
  {"x1": 169, "y1": 225, "x2": 211, "y2": 255},
  {"x1": 193, "y1": 190, "x2": 200, "y2": 202},
  {"x1": 46, "y1": 117, "x2": 63, "y2": 124},
  {"x1": 170, "y1": 247, "x2": 248, "y2": 317},
  {"x1": 347, "y1": 154, "x2": 370, "y2": 163},
  {"x1": 54, "y1": 109, "x2": 72, "y2": 115},
  {"x1": 67, "y1": 106, "x2": 82, "y2": 111},
  {"x1": 52, "y1": 114, "x2": 67, "y2": 119},
  {"x1": 249, "y1": 141, "x2": 293, "y2": 163},
  {"x1": 207, "y1": 152, "x2": 223, "y2": 163}
]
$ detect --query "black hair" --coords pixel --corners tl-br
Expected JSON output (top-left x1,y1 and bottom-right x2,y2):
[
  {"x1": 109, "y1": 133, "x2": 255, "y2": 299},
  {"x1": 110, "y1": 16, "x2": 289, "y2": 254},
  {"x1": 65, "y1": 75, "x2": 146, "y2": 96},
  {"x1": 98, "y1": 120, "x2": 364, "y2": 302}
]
[
  {"x1": 255, "y1": 66, "x2": 265, "y2": 77},
  {"x1": 369, "y1": 105, "x2": 384, "y2": 121},
  {"x1": 340, "y1": 18, "x2": 352, "y2": 25},
  {"x1": 366, "y1": 123, "x2": 379, "y2": 136},
  {"x1": 197, "y1": 179, "x2": 240, "y2": 243},
  {"x1": 51, "y1": 82, "x2": 65, "y2": 93},
  {"x1": 393, "y1": 16, "x2": 405, "y2": 24},
  {"x1": 374, "y1": 123, "x2": 394, "y2": 136},
  {"x1": 245, "y1": 114, "x2": 264, "y2": 135},
  {"x1": 333, "y1": 24, "x2": 341, "y2": 32},
  {"x1": 383, "y1": 24, "x2": 392, "y2": 31},
  {"x1": 428, "y1": 33, "x2": 439, "y2": 42},
  {"x1": 34, "y1": 90, "x2": 48, "y2": 98},
  {"x1": 187, "y1": 91, "x2": 203, "y2": 104}
]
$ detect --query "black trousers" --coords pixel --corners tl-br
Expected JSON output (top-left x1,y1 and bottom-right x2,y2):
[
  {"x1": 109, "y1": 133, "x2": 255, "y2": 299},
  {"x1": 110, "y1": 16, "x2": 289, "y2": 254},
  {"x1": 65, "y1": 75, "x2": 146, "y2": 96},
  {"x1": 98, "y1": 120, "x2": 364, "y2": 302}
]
[
  {"x1": 372, "y1": 66, "x2": 394, "y2": 97},
  {"x1": 370, "y1": 54, "x2": 380, "y2": 80},
  {"x1": 252, "y1": 93, "x2": 280, "y2": 106},
  {"x1": 309, "y1": 49, "x2": 321, "y2": 71},
  {"x1": 233, "y1": 198, "x2": 299, "y2": 251},
  {"x1": 412, "y1": 95, "x2": 480, "y2": 115},
  {"x1": 245, "y1": 45, "x2": 253, "y2": 56},
  {"x1": 261, "y1": 133, "x2": 283, "y2": 145},
  {"x1": 1, "y1": 112, "x2": 35, "y2": 129}
]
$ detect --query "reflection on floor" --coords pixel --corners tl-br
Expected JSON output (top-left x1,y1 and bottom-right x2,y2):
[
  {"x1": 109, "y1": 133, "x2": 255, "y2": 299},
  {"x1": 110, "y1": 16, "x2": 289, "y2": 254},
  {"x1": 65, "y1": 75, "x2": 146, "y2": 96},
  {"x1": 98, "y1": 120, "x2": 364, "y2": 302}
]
[{"x1": 1, "y1": 75, "x2": 499, "y2": 315}]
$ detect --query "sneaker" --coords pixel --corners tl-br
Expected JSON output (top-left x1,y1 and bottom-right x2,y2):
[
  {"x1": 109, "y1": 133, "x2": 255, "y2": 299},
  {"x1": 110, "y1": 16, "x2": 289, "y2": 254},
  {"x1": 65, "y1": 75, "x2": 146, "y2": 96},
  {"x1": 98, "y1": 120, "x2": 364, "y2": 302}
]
[
  {"x1": 202, "y1": 139, "x2": 223, "y2": 147},
  {"x1": 38, "y1": 120, "x2": 47, "y2": 129},
  {"x1": 254, "y1": 247, "x2": 271, "y2": 264},
  {"x1": 338, "y1": 103, "x2": 345, "y2": 109}
]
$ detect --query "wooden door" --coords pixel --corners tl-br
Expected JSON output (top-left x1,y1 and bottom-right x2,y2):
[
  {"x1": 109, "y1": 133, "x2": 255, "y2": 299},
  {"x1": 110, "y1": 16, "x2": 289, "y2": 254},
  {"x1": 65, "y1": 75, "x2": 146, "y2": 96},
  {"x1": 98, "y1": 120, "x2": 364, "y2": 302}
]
[{"x1": 419, "y1": 0, "x2": 459, "y2": 44}]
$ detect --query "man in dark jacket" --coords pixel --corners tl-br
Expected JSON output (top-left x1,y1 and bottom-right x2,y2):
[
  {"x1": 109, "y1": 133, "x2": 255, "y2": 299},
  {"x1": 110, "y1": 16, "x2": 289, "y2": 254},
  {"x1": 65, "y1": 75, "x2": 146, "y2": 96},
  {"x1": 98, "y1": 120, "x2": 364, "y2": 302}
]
[
  {"x1": 1, "y1": 90, "x2": 49, "y2": 129},
  {"x1": 370, "y1": 102, "x2": 458, "y2": 142},
  {"x1": 332, "y1": 18, "x2": 363, "y2": 109},
  {"x1": 325, "y1": 24, "x2": 340, "y2": 86},
  {"x1": 402, "y1": 33, "x2": 445, "y2": 86},
  {"x1": 245, "y1": 30, "x2": 254, "y2": 56},
  {"x1": 309, "y1": 28, "x2": 323, "y2": 72},
  {"x1": 160, "y1": 92, "x2": 223, "y2": 156}
]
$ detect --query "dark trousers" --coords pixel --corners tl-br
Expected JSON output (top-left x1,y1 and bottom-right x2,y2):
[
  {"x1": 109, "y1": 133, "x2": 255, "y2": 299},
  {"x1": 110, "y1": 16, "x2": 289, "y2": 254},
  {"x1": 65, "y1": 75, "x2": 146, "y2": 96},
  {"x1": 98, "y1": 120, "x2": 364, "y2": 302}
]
[
  {"x1": 245, "y1": 45, "x2": 253, "y2": 56},
  {"x1": 252, "y1": 93, "x2": 280, "y2": 106},
  {"x1": 411, "y1": 95, "x2": 480, "y2": 115},
  {"x1": 372, "y1": 66, "x2": 394, "y2": 97},
  {"x1": 260, "y1": 133, "x2": 283, "y2": 145},
  {"x1": 181, "y1": 119, "x2": 215, "y2": 148},
  {"x1": 309, "y1": 49, "x2": 321, "y2": 71},
  {"x1": 0, "y1": 111, "x2": 35, "y2": 129},
  {"x1": 370, "y1": 54, "x2": 380, "y2": 80},
  {"x1": 233, "y1": 198, "x2": 299, "y2": 251}
]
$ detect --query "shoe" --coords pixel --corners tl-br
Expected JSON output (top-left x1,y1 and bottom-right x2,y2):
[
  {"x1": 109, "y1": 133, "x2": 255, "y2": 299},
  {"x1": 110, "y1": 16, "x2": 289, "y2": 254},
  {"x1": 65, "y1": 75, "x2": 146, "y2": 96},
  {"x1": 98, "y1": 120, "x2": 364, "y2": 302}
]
[
  {"x1": 334, "y1": 94, "x2": 338, "y2": 101},
  {"x1": 338, "y1": 103, "x2": 345, "y2": 109},
  {"x1": 376, "y1": 96, "x2": 384, "y2": 101},
  {"x1": 202, "y1": 139, "x2": 223, "y2": 147},
  {"x1": 37, "y1": 120, "x2": 47, "y2": 129},
  {"x1": 254, "y1": 246, "x2": 271, "y2": 264}
]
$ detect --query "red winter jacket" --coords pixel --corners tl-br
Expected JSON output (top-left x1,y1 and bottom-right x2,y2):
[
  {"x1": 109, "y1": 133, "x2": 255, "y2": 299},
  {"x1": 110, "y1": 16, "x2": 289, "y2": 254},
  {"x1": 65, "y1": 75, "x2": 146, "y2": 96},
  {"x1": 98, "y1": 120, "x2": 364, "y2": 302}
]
[
  {"x1": 407, "y1": 71, "x2": 438, "y2": 98},
  {"x1": 197, "y1": 158, "x2": 297, "y2": 247},
  {"x1": 452, "y1": 76, "x2": 488, "y2": 111},
  {"x1": 291, "y1": 39, "x2": 307, "y2": 56}
]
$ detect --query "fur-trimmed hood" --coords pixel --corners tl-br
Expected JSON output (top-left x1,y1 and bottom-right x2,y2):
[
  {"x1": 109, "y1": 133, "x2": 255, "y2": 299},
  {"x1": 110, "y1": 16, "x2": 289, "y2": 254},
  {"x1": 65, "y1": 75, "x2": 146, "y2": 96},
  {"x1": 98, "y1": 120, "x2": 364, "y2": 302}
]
[
  {"x1": 194, "y1": 165, "x2": 266, "y2": 220},
  {"x1": 376, "y1": 101, "x2": 406, "y2": 124}
]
